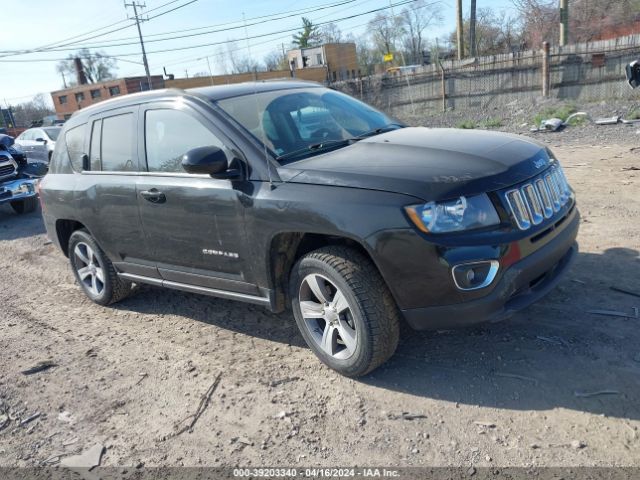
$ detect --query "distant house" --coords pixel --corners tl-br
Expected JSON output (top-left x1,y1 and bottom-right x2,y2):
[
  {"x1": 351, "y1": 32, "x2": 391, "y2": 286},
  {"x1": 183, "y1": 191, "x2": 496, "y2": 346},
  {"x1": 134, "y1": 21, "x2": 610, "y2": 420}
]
[{"x1": 287, "y1": 43, "x2": 359, "y2": 82}]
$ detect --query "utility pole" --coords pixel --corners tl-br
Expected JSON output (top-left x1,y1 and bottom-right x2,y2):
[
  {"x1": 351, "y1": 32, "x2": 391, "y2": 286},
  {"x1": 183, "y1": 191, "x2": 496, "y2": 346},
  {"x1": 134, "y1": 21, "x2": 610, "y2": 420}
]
[
  {"x1": 456, "y1": 0, "x2": 465, "y2": 60},
  {"x1": 205, "y1": 56, "x2": 214, "y2": 85},
  {"x1": 125, "y1": 1, "x2": 152, "y2": 89},
  {"x1": 559, "y1": 0, "x2": 569, "y2": 46},
  {"x1": 469, "y1": 0, "x2": 477, "y2": 57}
]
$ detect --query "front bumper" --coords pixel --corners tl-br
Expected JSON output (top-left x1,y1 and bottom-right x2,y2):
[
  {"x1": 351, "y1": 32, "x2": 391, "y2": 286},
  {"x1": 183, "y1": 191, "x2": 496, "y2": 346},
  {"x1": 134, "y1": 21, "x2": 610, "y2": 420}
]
[
  {"x1": 401, "y1": 207, "x2": 580, "y2": 330},
  {"x1": 0, "y1": 177, "x2": 39, "y2": 205}
]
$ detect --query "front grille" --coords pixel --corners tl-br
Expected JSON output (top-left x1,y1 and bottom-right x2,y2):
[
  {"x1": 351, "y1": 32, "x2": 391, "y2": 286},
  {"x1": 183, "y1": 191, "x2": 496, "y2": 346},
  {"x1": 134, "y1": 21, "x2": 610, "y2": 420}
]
[
  {"x1": 0, "y1": 162, "x2": 17, "y2": 179},
  {"x1": 504, "y1": 164, "x2": 572, "y2": 231}
]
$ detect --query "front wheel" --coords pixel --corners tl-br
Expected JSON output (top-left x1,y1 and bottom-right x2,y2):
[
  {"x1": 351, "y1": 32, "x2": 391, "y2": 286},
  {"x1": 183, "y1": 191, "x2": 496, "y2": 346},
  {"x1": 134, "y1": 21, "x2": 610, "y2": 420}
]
[{"x1": 290, "y1": 246, "x2": 400, "y2": 377}]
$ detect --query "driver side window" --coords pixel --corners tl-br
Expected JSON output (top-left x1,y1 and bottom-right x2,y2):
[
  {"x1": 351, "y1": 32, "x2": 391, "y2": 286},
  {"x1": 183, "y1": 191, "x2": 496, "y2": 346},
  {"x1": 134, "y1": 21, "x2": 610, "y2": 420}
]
[{"x1": 145, "y1": 109, "x2": 224, "y2": 173}]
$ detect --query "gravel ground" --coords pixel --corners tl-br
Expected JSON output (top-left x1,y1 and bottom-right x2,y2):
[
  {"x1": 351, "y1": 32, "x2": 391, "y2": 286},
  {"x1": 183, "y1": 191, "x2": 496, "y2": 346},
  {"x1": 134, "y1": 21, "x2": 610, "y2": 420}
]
[
  {"x1": 404, "y1": 98, "x2": 640, "y2": 147},
  {"x1": 0, "y1": 143, "x2": 639, "y2": 470}
]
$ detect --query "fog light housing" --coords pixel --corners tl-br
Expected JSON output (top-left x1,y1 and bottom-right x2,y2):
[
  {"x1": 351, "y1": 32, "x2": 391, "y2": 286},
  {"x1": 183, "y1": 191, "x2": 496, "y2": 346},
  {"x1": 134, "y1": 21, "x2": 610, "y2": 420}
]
[
  {"x1": 19, "y1": 182, "x2": 34, "y2": 194},
  {"x1": 452, "y1": 260, "x2": 499, "y2": 291}
]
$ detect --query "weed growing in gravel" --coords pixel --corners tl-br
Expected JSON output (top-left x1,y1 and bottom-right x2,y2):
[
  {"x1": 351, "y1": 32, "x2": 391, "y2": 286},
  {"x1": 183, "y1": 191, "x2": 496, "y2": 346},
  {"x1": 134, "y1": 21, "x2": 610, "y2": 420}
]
[
  {"x1": 456, "y1": 120, "x2": 477, "y2": 129},
  {"x1": 482, "y1": 118, "x2": 503, "y2": 128},
  {"x1": 628, "y1": 107, "x2": 640, "y2": 120},
  {"x1": 532, "y1": 104, "x2": 579, "y2": 127}
]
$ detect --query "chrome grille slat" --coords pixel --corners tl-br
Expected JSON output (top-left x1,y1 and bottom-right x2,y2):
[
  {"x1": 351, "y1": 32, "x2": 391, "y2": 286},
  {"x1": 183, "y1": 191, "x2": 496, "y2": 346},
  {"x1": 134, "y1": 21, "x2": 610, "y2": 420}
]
[
  {"x1": 505, "y1": 165, "x2": 572, "y2": 231},
  {"x1": 535, "y1": 179, "x2": 554, "y2": 218},
  {"x1": 0, "y1": 164, "x2": 16, "y2": 178},
  {"x1": 545, "y1": 173, "x2": 561, "y2": 211},
  {"x1": 522, "y1": 184, "x2": 543, "y2": 225},
  {"x1": 506, "y1": 190, "x2": 531, "y2": 230}
]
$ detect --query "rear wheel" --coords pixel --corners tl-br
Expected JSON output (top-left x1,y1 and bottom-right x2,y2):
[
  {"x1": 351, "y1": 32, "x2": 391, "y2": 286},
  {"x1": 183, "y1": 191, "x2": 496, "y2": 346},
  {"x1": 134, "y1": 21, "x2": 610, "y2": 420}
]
[
  {"x1": 68, "y1": 230, "x2": 131, "y2": 305},
  {"x1": 290, "y1": 246, "x2": 400, "y2": 377},
  {"x1": 10, "y1": 197, "x2": 38, "y2": 214}
]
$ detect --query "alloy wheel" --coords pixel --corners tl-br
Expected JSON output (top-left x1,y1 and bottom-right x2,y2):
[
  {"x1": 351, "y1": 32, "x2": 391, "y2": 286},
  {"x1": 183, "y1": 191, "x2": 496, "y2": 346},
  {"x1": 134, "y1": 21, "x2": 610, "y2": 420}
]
[
  {"x1": 298, "y1": 273, "x2": 357, "y2": 360},
  {"x1": 74, "y1": 242, "x2": 105, "y2": 296}
]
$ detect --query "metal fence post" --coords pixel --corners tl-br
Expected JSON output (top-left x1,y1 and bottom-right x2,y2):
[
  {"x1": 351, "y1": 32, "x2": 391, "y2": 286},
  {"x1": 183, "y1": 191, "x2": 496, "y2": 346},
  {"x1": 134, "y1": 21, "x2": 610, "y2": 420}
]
[
  {"x1": 542, "y1": 42, "x2": 550, "y2": 97},
  {"x1": 439, "y1": 63, "x2": 446, "y2": 112}
]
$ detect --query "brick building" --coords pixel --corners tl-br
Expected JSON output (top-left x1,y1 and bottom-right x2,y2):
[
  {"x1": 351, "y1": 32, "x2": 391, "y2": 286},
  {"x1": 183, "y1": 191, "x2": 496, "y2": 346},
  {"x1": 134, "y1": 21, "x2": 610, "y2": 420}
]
[
  {"x1": 166, "y1": 43, "x2": 359, "y2": 91},
  {"x1": 287, "y1": 43, "x2": 359, "y2": 82},
  {"x1": 51, "y1": 76, "x2": 164, "y2": 120}
]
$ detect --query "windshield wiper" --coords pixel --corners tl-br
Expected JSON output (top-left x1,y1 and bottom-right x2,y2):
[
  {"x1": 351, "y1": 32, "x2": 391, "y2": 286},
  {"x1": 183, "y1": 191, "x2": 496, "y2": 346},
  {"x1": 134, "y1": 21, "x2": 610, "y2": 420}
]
[
  {"x1": 355, "y1": 123, "x2": 405, "y2": 139},
  {"x1": 275, "y1": 124, "x2": 404, "y2": 163},
  {"x1": 276, "y1": 138, "x2": 355, "y2": 162}
]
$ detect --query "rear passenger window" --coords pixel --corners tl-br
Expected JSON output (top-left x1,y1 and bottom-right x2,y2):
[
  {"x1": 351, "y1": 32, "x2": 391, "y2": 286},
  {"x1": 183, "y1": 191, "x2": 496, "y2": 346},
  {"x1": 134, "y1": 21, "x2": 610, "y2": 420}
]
[
  {"x1": 65, "y1": 124, "x2": 86, "y2": 172},
  {"x1": 145, "y1": 109, "x2": 224, "y2": 173},
  {"x1": 101, "y1": 113, "x2": 135, "y2": 171},
  {"x1": 49, "y1": 133, "x2": 70, "y2": 174}
]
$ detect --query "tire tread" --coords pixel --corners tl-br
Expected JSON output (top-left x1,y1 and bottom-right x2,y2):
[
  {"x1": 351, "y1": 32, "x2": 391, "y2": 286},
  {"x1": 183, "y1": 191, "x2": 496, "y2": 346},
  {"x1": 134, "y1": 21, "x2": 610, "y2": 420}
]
[{"x1": 294, "y1": 246, "x2": 400, "y2": 377}]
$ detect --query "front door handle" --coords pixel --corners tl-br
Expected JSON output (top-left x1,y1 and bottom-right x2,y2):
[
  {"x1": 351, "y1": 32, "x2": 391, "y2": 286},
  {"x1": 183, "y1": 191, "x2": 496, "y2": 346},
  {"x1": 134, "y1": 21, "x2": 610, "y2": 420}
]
[{"x1": 140, "y1": 188, "x2": 166, "y2": 204}]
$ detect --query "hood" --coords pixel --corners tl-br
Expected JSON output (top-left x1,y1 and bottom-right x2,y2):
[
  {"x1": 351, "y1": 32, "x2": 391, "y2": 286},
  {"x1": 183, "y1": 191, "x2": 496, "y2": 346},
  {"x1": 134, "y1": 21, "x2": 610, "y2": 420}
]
[{"x1": 279, "y1": 127, "x2": 553, "y2": 201}]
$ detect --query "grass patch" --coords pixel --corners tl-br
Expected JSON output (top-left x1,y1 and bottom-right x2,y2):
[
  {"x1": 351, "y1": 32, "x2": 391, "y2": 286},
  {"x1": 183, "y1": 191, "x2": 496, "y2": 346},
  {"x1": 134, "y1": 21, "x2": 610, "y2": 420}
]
[
  {"x1": 628, "y1": 107, "x2": 640, "y2": 120},
  {"x1": 481, "y1": 118, "x2": 503, "y2": 128},
  {"x1": 532, "y1": 104, "x2": 578, "y2": 127},
  {"x1": 456, "y1": 120, "x2": 477, "y2": 129}
]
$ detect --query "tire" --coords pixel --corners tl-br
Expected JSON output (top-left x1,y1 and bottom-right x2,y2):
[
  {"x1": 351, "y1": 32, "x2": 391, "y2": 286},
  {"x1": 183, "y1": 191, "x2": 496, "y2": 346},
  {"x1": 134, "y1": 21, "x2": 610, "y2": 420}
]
[
  {"x1": 290, "y1": 246, "x2": 400, "y2": 377},
  {"x1": 10, "y1": 197, "x2": 38, "y2": 214},
  {"x1": 68, "y1": 229, "x2": 131, "y2": 306}
]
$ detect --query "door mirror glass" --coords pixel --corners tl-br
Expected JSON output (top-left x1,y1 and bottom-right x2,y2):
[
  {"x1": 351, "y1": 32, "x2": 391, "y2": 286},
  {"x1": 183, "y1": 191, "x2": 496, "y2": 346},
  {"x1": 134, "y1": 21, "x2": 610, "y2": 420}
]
[
  {"x1": 627, "y1": 60, "x2": 640, "y2": 89},
  {"x1": 181, "y1": 146, "x2": 228, "y2": 175}
]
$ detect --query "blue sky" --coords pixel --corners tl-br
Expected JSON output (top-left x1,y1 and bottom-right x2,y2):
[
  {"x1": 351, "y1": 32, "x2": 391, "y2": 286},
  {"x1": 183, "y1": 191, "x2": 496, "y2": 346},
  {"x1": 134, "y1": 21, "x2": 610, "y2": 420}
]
[{"x1": 0, "y1": 0, "x2": 516, "y2": 107}]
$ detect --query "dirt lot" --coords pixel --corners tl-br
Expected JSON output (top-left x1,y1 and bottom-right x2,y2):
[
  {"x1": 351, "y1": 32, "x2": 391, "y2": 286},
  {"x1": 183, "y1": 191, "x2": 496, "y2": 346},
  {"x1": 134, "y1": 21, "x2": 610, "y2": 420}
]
[{"x1": 0, "y1": 142, "x2": 639, "y2": 469}]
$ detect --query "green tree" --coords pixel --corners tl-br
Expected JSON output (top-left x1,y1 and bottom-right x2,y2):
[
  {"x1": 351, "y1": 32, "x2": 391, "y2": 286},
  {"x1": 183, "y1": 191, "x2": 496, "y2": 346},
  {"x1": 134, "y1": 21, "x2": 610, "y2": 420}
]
[{"x1": 292, "y1": 17, "x2": 320, "y2": 48}]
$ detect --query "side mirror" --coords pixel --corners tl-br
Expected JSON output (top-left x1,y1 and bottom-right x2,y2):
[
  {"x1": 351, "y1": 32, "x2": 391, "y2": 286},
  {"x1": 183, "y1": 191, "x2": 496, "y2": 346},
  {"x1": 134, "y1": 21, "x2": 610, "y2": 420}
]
[
  {"x1": 81, "y1": 154, "x2": 90, "y2": 171},
  {"x1": 626, "y1": 60, "x2": 640, "y2": 89},
  {"x1": 181, "y1": 146, "x2": 243, "y2": 179},
  {"x1": 35, "y1": 138, "x2": 47, "y2": 144}
]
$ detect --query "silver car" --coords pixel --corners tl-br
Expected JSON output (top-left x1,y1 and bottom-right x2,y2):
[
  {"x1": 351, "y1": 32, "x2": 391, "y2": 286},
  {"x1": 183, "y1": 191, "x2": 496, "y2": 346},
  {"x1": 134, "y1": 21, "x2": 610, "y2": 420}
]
[{"x1": 15, "y1": 127, "x2": 61, "y2": 163}]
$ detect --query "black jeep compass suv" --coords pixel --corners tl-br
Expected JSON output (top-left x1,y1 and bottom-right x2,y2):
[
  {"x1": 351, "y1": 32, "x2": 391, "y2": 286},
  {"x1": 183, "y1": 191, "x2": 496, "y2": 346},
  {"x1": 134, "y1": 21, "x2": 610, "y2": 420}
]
[{"x1": 40, "y1": 81, "x2": 579, "y2": 377}]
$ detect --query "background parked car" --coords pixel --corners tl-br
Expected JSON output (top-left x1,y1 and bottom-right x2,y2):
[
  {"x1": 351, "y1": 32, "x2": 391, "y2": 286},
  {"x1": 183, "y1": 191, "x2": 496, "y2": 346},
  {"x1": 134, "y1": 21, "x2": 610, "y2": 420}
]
[{"x1": 15, "y1": 126, "x2": 61, "y2": 163}]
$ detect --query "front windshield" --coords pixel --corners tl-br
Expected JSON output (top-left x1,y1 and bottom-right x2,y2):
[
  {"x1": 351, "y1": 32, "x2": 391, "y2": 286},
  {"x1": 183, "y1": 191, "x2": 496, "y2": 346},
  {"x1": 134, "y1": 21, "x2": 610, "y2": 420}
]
[
  {"x1": 43, "y1": 127, "x2": 61, "y2": 141},
  {"x1": 217, "y1": 88, "x2": 398, "y2": 162}
]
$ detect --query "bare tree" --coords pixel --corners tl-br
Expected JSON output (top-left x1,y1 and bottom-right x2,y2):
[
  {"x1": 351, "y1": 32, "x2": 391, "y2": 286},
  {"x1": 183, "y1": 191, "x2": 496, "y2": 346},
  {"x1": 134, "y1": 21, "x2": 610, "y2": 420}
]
[
  {"x1": 399, "y1": 0, "x2": 443, "y2": 65},
  {"x1": 511, "y1": 0, "x2": 640, "y2": 46},
  {"x1": 356, "y1": 37, "x2": 378, "y2": 75},
  {"x1": 368, "y1": 12, "x2": 404, "y2": 60},
  {"x1": 263, "y1": 50, "x2": 287, "y2": 71},
  {"x1": 10, "y1": 94, "x2": 55, "y2": 127},
  {"x1": 226, "y1": 41, "x2": 261, "y2": 74},
  {"x1": 511, "y1": 0, "x2": 558, "y2": 48},
  {"x1": 55, "y1": 48, "x2": 118, "y2": 86},
  {"x1": 320, "y1": 23, "x2": 344, "y2": 44},
  {"x1": 448, "y1": 7, "x2": 524, "y2": 55}
]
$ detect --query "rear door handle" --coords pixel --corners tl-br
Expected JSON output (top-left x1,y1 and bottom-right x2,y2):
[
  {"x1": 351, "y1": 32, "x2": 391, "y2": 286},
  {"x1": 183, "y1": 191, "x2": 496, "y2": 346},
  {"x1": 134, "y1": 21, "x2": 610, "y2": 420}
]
[{"x1": 140, "y1": 188, "x2": 166, "y2": 204}]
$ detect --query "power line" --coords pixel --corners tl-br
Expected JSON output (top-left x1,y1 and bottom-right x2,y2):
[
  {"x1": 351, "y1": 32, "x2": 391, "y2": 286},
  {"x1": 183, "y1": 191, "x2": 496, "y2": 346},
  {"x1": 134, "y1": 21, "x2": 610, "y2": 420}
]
[
  {"x1": 70, "y1": 0, "x2": 359, "y2": 46},
  {"x1": 97, "y1": 0, "x2": 420, "y2": 58},
  {"x1": 0, "y1": 0, "x2": 198, "y2": 58},
  {"x1": 4, "y1": 0, "x2": 358, "y2": 55},
  {"x1": 0, "y1": 0, "x2": 431, "y2": 66}
]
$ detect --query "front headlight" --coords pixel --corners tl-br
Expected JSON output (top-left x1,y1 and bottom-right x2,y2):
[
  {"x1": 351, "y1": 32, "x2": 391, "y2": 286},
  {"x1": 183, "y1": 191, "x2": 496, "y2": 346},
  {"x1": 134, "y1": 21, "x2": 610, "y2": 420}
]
[{"x1": 405, "y1": 194, "x2": 500, "y2": 233}]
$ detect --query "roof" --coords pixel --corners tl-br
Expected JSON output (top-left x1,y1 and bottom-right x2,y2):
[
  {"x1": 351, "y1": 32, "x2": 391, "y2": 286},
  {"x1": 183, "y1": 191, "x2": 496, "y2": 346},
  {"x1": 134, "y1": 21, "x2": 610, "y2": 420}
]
[{"x1": 189, "y1": 80, "x2": 322, "y2": 100}]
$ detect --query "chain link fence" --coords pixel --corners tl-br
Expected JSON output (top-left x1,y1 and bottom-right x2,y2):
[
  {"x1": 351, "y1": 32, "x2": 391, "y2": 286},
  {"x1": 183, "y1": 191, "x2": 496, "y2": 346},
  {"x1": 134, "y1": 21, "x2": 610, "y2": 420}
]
[{"x1": 334, "y1": 34, "x2": 640, "y2": 121}]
